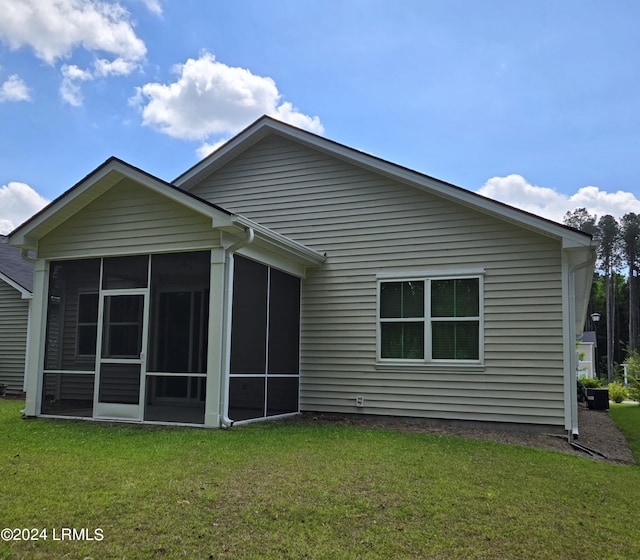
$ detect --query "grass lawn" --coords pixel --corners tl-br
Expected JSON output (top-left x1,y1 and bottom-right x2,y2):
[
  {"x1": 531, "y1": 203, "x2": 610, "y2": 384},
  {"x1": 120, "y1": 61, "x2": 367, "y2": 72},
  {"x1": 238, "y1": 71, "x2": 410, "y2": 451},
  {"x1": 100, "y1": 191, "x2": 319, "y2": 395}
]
[
  {"x1": 609, "y1": 402, "x2": 640, "y2": 463},
  {"x1": 1, "y1": 399, "x2": 639, "y2": 560}
]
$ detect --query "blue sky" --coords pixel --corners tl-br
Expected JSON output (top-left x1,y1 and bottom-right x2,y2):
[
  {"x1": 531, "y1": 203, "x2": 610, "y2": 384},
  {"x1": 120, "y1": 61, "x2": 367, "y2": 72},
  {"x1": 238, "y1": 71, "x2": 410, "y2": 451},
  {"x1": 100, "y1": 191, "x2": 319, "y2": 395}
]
[{"x1": 1, "y1": 0, "x2": 640, "y2": 233}]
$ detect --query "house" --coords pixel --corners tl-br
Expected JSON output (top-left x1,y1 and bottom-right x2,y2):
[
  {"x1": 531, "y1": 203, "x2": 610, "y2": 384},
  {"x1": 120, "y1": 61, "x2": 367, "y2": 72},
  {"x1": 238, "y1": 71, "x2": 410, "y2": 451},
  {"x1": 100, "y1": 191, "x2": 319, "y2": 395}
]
[
  {"x1": 0, "y1": 235, "x2": 34, "y2": 394},
  {"x1": 8, "y1": 116, "x2": 597, "y2": 435},
  {"x1": 577, "y1": 331, "x2": 597, "y2": 378}
]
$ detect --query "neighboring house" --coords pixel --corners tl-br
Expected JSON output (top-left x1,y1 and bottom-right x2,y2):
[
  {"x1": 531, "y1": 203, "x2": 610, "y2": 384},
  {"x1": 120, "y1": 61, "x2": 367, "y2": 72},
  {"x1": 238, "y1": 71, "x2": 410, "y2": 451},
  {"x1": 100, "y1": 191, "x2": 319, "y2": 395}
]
[
  {"x1": 8, "y1": 117, "x2": 597, "y2": 435},
  {"x1": 577, "y1": 331, "x2": 597, "y2": 378},
  {"x1": 0, "y1": 235, "x2": 34, "y2": 394}
]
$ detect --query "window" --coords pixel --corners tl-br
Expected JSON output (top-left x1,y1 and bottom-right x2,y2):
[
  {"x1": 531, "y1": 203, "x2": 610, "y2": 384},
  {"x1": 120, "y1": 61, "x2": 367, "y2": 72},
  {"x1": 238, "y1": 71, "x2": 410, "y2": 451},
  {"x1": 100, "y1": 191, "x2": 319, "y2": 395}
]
[{"x1": 378, "y1": 276, "x2": 482, "y2": 362}]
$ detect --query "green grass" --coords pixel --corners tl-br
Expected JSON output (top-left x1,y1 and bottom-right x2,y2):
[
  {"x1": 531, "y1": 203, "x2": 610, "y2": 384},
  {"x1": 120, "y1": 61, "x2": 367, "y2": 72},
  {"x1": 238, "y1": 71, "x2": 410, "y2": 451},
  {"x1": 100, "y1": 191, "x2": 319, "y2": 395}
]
[
  {"x1": 1, "y1": 399, "x2": 639, "y2": 559},
  {"x1": 610, "y1": 402, "x2": 640, "y2": 463}
]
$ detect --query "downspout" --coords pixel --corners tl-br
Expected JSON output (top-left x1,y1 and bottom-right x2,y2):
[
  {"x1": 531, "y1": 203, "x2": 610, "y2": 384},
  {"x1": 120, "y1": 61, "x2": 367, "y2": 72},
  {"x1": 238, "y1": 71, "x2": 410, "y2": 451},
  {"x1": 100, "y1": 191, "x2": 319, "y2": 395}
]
[
  {"x1": 19, "y1": 248, "x2": 36, "y2": 397},
  {"x1": 567, "y1": 253, "x2": 597, "y2": 439},
  {"x1": 220, "y1": 226, "x2": 255, "y2": 428}
]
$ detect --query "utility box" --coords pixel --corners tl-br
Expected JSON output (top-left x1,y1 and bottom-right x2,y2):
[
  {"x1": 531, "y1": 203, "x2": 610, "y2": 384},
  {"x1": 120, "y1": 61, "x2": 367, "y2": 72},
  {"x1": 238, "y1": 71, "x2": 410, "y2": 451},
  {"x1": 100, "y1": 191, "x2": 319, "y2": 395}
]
[{"x1": 586, "y1": 388, "x2": 609, "y2": 411}]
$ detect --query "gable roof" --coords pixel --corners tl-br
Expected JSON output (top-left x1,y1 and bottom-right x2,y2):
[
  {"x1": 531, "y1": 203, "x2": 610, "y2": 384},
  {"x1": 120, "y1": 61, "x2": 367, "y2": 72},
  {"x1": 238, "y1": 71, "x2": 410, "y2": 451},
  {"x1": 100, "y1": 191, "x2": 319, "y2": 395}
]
[
  {"x1": 0, "y1": 235, "x2": 34, "y2": 295},
  {"x1": 7, "y1": 157, "x2": 325, "y2": 271},
  {"x1": 174, "y1": 116, "x2": 595, "y2": 250}
]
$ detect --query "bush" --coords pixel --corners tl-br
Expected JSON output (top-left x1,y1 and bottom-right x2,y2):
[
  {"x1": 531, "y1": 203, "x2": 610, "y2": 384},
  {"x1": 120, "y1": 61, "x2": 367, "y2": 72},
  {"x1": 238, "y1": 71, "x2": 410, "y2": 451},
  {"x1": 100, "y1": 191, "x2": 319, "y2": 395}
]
[
  {"x1": 607, "y1": 381, "x2": 628, "y2": 403},
  {"x1": 628, "y1": 376, "x2": 640, "y2": 404},
  {"x1": 578, "y1": 375, "x2": 601, "y2": 388},
  {"x1": 623, "y1": 348, "x2": 640, "y2": 404}
]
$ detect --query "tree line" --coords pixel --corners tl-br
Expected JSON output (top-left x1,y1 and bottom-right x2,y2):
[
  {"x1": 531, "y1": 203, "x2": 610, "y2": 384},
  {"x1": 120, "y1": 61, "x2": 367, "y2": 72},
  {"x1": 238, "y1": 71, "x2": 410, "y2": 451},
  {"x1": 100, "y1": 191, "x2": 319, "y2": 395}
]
[{"x1": 564, "y1": 208, "x2": 640, "y2": 381}]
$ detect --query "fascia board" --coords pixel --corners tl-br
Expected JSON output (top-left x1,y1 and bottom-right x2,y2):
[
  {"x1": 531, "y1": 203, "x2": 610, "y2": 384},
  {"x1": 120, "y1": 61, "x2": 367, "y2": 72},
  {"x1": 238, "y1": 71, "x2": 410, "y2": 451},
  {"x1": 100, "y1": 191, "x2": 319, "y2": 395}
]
[
  {"x1": 174, "y1": 117, "x2": 594, "y2": 248},
  {"x1": 0, "y1": 271, "x2": 32, "y2": 298},
  {"x1": 9, "y1": 158, "x2": 235, "y2": 249}
]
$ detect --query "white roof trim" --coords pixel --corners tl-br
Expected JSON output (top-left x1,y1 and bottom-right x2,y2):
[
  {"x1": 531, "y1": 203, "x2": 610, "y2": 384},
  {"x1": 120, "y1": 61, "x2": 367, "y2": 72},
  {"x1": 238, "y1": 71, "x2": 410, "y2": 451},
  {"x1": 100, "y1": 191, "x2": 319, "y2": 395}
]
[
  {"x1": 7, "y1": 156, "x2": 324, "y2": 271},
  {"x1": 0, "y1": 271, "x2": 32, "y2": 298},
  {"x1": 174, "y1": 116, "x2": 594, "y2": 248},
  {"x1": 9, "y1": 158, "x2": 236, "y2": 249}
]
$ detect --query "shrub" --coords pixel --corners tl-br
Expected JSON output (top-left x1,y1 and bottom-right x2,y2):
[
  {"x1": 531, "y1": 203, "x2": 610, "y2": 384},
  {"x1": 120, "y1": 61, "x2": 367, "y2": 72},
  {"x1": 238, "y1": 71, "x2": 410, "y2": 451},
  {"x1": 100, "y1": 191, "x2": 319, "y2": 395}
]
[
  {"x1": 628, "y1": 376, "x2": 640, "y2": 404},
  {"x1": 623, "y1": 348, "x2": 640, "y2": 404},
  {"x1": 578, "y1": 375, "x2": 601, "y2": 388},
  {"x1": 607, "y1": 381, "x2": 628, "y2": 403}
]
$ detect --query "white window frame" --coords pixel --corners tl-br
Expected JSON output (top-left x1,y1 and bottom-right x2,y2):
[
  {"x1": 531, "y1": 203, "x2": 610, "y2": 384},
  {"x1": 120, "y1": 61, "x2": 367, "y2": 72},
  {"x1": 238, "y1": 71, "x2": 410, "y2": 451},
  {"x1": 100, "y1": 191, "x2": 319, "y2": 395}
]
[{"x1": 376, "y1": 271, "x2": 484, "y2": 365}]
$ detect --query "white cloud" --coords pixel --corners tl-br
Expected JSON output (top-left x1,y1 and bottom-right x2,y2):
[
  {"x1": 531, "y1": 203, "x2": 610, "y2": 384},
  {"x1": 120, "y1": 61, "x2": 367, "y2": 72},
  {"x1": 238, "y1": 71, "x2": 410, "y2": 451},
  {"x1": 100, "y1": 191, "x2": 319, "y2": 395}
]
[
  {"x1": 137, "y1": 0, "x2": 162, "y2": 16},
  {"x1": 132, "y1": 52, "x2": 323, "y2": 153},
  {"x1": 477, "y1": 174, "x2": 640, "y2": 223},
  {"x1": 60, "y1": 64, "x2": 93, "y2": 106},
  {"x1": 0, "y1": 0, "x2": 146, "y2": 64},
  {"x1": 94, "y1": 57, "x2": 138, "y2": 77},
  {"x1": 0, "y1": 182, "x2": 49, "y2": 234},
  {"x1": 0, "y1": 0, "x2": 146, "y2": 105},
  {"x1": 196, "y1": 139, "x2": 230, "y2": 160},
  {"x1": 0, "y1": 74, "x2": 31, "y2": 102}
]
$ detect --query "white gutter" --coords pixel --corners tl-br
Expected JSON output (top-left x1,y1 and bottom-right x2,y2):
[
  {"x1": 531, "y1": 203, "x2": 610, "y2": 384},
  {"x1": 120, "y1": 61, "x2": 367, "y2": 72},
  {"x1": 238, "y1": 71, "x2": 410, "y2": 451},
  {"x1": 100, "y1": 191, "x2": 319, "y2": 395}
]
[{"x1": 220, "y1": 227, "x2": 255, "y2": 428}]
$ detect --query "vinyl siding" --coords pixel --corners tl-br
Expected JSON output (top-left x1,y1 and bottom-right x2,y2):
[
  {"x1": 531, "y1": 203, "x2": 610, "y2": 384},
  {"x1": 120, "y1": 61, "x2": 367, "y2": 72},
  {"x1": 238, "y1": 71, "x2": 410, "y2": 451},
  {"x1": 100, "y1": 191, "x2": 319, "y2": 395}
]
[
  {"x1": 0, "y1": 281, "x2": 29, "y2": 392},
  {"x1": 190, "y1": 135, "x2": 566, "y2": 427},
  {"x1": 38, "y1": 178, "x2": 218, "y2": 259}
]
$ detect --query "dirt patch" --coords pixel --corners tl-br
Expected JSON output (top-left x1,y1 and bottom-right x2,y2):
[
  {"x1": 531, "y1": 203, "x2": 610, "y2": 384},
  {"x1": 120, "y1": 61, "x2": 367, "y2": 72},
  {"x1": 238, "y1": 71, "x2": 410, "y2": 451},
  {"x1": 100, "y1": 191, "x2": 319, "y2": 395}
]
[{"x1": 291, "y1": 403, "x2": 636, "y2": 465}]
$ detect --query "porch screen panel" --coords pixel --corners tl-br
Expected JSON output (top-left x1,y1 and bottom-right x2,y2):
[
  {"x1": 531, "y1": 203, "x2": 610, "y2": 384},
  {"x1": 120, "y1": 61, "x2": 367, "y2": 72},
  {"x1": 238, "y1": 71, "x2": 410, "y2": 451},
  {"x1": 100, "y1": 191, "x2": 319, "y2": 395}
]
[
  {"x1": 148, "y1": 252, "x2": 210, "y2": 374},
  {"x1": 230, "y1": 256, "x2": 268, "y2": 374},
  {"x1": 144, "y1": 375, "x2": 205, "y2": 424},
  {"x1": 266, "y1": 377, "x2": 298, "y2": 416},
  {"x1": 229, "y1": 257, "x2": 301, "y2": 422},
  {"x1": 268, "y1": 269, "x2": 300, "y2": 374},
  {"x1": 228, "y1": 377, "x2": 265, "y2": 421},
  {"x1": 102, "y1": 255, "x2": 148, "y2": 289},
  {"x1": 41, "y1": 373, "x2": 94, "y2": 417},
  {"x1": 44, "y1": 259, "x2": 100, "y2": 371},
  {"x1": 98, "y1": 363, "x2": 140, "y2": 404}
]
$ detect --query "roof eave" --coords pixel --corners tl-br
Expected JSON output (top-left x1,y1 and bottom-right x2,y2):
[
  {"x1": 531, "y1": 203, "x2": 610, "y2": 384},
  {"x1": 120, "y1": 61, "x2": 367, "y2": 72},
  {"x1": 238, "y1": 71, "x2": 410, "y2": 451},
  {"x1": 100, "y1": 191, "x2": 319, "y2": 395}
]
[
  {"x1": 8, "y1": 158, "x2": 236, "y2": 250},
  {"x1": 173, "y1": 116, "x2": 594, "y2": 248}
]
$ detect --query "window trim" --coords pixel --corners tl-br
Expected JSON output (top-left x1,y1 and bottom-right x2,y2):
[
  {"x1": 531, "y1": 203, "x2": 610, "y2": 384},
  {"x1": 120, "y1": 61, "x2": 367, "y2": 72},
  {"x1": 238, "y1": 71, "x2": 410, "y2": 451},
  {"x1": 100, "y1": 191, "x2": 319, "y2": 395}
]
[{"x1": 376, "y1": 271, "x2": 484, "y2": 365}]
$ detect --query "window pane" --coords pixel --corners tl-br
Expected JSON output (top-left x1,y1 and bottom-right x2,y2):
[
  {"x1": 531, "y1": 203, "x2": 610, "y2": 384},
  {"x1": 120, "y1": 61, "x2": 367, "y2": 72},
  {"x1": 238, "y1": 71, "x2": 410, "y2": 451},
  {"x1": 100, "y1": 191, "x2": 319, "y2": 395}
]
[
  {"x1": 102, "y1": 255, "x2": 148, "y2": 289},
  {"x1": 432, "y1": 279, "x2": 479, "y2": 318},
  {"x1": 432, "y1": 321, "x2": 479, "y2": 360},
  {"x1": 402, "y1": 281, "x2": 424, "y2": 317},
  {"x1": 431, "y1": 280, "x2": 454, "y2": 317},
  {"x1": 380, "y1": 281, "x2": 424, "y2": 318},
  {"x1": 102, "y1": 295, "x2": 143, "y2": 358},
  {"x1": 381, "y1": 322, "x2": 424, "y2": 359},
  {"x1": 380, "y1": 282, "x2": 401, "y2": 318},
  {"x1": 77, "y1": 325, "x2": 97, "y2": 356},
  {"x1": 78, "y1": 293, "x2": 98, "y2": 322},
  {"x1": 455, "y1": 278, "x2": 479, "y2": 317}
]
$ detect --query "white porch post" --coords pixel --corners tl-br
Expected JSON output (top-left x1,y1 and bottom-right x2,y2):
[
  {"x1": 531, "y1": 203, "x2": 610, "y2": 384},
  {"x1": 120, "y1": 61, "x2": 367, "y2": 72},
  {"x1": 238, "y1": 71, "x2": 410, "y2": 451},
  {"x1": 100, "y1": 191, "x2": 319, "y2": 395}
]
[
  {"x1": 204, "y1": 248, "x2": 226, "y2": 428},
  {"x1": 23, "y1": 259, "x2": 49, "y2": 417}
]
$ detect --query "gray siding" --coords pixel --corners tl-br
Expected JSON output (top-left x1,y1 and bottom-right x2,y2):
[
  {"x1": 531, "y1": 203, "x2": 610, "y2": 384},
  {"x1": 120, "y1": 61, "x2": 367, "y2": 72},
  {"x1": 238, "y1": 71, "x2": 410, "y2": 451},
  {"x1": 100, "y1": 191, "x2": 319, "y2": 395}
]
[
  {"x1": 0, "y1": 281, "x2": 29, "y2": 392},
  {"x1": 190, "y1": 135, "x2": 566, "y2": 427},
  {"x1": 38, "y1": 178, "x2": 219, "y2": 259}
]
